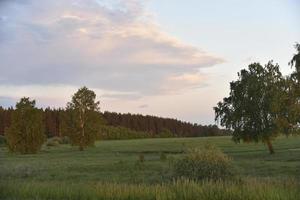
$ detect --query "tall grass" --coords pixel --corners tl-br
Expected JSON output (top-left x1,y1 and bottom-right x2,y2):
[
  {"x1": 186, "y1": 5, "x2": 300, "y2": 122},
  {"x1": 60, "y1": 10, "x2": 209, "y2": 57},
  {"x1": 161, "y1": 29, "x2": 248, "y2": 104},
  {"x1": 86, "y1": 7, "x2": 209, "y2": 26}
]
[{"x1": 1, "y1": 178, "x2": 299, "y2": 200}]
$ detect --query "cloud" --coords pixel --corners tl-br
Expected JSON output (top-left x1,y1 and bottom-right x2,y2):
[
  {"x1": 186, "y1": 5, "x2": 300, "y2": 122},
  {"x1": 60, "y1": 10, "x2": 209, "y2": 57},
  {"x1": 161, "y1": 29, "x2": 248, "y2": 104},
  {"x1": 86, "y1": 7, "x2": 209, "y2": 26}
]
[
  {"x1": 0, "y1": 0, "x2": 223, "y2": 100},
  {"x1": 138, "y1": 104, "x2": 148, "y2": 108}
]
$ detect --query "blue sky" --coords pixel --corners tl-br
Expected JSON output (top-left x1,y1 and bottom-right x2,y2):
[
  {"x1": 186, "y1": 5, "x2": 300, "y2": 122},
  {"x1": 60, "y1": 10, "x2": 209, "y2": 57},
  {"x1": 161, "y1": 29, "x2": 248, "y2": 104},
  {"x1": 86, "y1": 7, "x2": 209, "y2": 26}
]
[
  {"x1": 148, "y1": 0, "x2": 299, "y2": 71},
  {"x1": 0, "y1": 0, "x2": 299, "y2": 124}
]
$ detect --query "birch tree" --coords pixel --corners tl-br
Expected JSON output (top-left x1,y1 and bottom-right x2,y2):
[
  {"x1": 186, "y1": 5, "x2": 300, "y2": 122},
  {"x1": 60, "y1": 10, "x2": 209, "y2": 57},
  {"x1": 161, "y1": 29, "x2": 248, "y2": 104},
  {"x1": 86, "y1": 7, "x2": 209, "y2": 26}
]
[{"x1": 63, "y1": 87, "x2": 102, "y2": 150}]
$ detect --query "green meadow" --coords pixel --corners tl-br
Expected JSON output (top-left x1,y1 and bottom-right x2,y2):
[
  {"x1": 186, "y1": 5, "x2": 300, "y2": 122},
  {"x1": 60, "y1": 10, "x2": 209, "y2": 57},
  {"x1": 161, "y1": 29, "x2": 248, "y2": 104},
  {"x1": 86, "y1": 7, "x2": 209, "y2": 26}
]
[{"x1": 1, "y1": 136, "x2": 300, "y2": 199}]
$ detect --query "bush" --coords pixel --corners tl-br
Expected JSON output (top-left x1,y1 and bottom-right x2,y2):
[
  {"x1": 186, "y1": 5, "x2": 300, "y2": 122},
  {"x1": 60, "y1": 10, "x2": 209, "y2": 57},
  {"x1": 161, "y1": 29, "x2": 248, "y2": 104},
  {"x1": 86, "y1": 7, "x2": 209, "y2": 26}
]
[
  {"x1": 45, "y1": 138, "x2": 60, "y2": 147},
  {"x1": 172, "y1": 144, "x2": 234, "y2": 181},
  {"x1": 50, "y1": 137, "x2": 62, "y2": 143},
  {"x1": 0, "y1": 135, "x2": 6, "y2": 146},
  {"x1": 59, "y1": 136, "x2": 70, "y2": 144},
  {"x1": 46, "y1": 136, "x2": 70, "y2": 146}
]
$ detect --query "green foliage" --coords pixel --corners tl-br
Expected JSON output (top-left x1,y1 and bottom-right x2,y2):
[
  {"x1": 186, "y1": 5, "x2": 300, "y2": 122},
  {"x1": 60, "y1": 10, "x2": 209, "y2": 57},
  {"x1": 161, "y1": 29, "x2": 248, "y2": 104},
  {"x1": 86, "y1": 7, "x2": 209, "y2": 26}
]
[
  {"x1": 289, "y1": 42, "x2": 300, "y2": 80},
  {"x1": 45, "y1": 136, "x2": 71, "y2": 147},
  {"x1": 5, "y1": 97, "x2": 46, "y2": 154},
  {"x1": 62, "y1": 87, "x2": 103, "y2": 150},
  {"x1": 0, "y1": 135, "x2": 6, "y2": 146},
  {"x1": 214, "y1": 62, "x2": 289, "y2": 154},
  {"x1": 159, "y1": 128, "x2": 173, "y2": 138},
  {"x1": 98, "y1": 125, "x2": 149, "y2": 140},
  {"x1": 103, "y1": 111, "x2": 229, "y2": 138},
  {"x1": 60, "y1": 136, "x2": 71, "y2": 144},
  {"x1": 172, "y1": 145, "x2": 233, "y2": 181},
  {"x1": 46, "y1": 139, "x2": 60, "y2": 147},
  {"x1": 286, "y1": 43, "x2": 300, "y2": 134}
]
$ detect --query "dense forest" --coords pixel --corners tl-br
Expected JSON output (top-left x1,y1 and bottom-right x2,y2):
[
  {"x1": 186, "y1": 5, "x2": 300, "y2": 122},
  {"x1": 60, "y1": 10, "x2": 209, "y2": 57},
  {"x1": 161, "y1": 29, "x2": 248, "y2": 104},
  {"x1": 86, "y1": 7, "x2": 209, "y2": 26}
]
[
  {"x1": 0, "y1": 107, "x2": 229, "y2": 139},
  {"x1": 102, "y1": 112, "x2": 229, "y2": 137}
]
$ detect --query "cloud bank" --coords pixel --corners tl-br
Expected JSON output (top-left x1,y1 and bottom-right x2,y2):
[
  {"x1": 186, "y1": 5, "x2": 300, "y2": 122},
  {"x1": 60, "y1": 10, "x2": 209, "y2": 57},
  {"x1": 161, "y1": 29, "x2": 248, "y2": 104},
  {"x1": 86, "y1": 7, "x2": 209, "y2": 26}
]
[{"x1": 0, "y1": 0, "x2": 223, "y2": 99}]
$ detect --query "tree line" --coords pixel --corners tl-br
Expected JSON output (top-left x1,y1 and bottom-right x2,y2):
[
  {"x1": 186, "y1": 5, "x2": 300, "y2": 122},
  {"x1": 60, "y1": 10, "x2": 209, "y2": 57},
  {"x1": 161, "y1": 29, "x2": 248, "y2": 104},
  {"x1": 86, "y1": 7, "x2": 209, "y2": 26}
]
[
  {"x1": 102, "y1": 112, "x2": 229, "y2": 137},
  {"x1": 0, "y1": 108, "x2": 228, "y2": 140}
]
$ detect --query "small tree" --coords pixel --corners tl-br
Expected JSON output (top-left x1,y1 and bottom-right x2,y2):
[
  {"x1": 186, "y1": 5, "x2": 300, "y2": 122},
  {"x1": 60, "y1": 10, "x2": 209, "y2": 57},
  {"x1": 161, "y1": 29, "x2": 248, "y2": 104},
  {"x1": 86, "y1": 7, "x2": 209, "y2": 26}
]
[
  {"x1": 62, "y1": 87, "x2": 102, "y2": 150},
  {"x1": 214, "y1": 62, "x2": 289, "y2": 154},
  {"x1": 5, "y1": 97, "x2": 45, "y2": 154}
]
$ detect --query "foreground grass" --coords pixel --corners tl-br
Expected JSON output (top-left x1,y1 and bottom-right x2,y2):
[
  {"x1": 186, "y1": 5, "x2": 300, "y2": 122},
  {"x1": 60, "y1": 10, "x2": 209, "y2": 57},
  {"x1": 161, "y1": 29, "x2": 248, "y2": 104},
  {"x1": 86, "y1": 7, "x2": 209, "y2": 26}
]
[
  {"x1": 1, "y1": 136, "x2": 300, "y2": 199},
  {"x1": 1, "y1": 178, "x2": 299, "y2": 200}
]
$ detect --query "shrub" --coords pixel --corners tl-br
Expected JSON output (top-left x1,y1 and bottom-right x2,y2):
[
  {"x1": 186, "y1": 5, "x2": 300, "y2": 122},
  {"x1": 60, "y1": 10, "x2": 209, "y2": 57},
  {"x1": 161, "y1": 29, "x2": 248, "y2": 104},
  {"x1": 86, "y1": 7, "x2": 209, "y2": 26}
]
[
  {"x1": 0, "y1": 135, "x2": 6, "y2": 146},
  {"x1": 45, "y1": 138, "x2": 60, "y2": 147},
  {"x1": 50, "y1": 137, "x2": 62, "y2": 143},
  {"x1": 60, "y1": 136, "x2": 70, "y2": 144},
  {"x1": 172, "y1": 144, "x2": 234, "y2": 181},
  {"x1": 46, "y1": 136, "x2": 70, "y2": 146}
]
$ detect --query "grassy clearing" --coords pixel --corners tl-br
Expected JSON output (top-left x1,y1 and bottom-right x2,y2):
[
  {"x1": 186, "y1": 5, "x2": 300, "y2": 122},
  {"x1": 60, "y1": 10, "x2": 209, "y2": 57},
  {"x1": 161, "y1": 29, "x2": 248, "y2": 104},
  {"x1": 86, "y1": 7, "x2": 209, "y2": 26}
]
[
  {"x1": 1, "y1": 136, "x2": 300, "y2": 199},
  {"x1": 1, "y1": 136, "x2": 300, "y2": 183}
]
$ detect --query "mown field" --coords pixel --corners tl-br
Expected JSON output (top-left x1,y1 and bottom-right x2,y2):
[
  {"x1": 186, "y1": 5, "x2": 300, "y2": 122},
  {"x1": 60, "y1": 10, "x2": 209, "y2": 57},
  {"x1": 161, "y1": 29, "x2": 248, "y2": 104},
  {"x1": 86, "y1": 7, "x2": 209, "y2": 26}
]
[{"x1": 1, "y1": 136, "x2": 300, "y2": 199}]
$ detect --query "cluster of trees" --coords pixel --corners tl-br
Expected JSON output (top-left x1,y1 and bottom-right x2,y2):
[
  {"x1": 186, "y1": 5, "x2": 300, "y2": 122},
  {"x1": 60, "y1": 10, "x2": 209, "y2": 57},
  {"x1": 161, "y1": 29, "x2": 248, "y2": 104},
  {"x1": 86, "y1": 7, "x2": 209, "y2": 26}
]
[
  {"x1": 2, "y1": 87, "x2": 102, "y2": 153},
  {"x1": 215, "y1": 43, "x2": 300, "y2": 154}
]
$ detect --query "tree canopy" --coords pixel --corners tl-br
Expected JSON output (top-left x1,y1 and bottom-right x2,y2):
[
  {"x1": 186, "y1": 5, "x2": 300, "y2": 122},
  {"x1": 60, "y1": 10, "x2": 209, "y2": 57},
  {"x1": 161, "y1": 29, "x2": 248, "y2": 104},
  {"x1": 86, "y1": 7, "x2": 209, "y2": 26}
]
[
  {"x1": 62, "y1": 87, "x2": 102, "y2": 150},
  {"x1": 289, "y1": 43, "x2": 300, "y2": 80},
  {"x1": 5, "y1": 97, "x2": 45, "y2": 154},
  {"x1": 214, "y1": 62, "x2": 289, "y2": 154}
]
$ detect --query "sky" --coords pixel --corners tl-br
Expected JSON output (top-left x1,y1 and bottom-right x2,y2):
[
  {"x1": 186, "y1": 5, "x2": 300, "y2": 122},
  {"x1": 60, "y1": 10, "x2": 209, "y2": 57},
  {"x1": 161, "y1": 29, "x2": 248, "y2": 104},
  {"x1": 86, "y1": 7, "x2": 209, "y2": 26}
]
[{"x1": 0, "y1": 0, "x2": 299, "y2": 125}]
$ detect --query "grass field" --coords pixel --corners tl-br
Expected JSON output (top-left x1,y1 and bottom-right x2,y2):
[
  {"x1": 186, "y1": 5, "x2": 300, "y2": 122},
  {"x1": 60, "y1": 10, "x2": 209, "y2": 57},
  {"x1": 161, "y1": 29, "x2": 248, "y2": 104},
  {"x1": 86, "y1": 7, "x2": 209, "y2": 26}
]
[{"x1": 1, "y1": 136, "x2": 300, "y2": 199}]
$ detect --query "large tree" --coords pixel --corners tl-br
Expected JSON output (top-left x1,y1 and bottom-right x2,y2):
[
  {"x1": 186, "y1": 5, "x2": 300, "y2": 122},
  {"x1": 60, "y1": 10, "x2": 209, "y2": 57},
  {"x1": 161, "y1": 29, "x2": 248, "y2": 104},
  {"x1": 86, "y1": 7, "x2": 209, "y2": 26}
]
[
  {"x1": 286, "y1": 43, "x2": 300, "y2": 133},
  {"x1": 289, "y1": 43, "x2": 300, "y2": 80},
  {"x1": 5, "y1": 97, "x2": 45, "y2": 154},
  {"x1": 62, "y1": 87, "x2": 102, "y2": 150},
  {"x1": 214, "y1": 62, "x2": 289, "y2": 154}
]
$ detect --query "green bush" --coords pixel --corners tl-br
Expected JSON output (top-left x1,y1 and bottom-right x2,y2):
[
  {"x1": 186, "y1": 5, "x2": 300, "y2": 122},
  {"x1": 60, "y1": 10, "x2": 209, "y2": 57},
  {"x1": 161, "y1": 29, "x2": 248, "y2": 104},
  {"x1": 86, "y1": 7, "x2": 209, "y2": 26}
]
[
  {"x1": 59, "y1": 136, "x2": 70, "y2": 144},
  {"x1": 172, "y1": 145, "x2": 234, "y2": 181},
  {"x1": 0, "y1": 135, "x2": 6, "y2": 146},
  {"x1": 50, "y1": 137, "x2": 62, "y2": 143},
  {"x1": 45, "y1": 138, "x2": 60, "y2": 147},
  {"x1": 46, "y1": 136, "x2": 70, "y2": 146}
]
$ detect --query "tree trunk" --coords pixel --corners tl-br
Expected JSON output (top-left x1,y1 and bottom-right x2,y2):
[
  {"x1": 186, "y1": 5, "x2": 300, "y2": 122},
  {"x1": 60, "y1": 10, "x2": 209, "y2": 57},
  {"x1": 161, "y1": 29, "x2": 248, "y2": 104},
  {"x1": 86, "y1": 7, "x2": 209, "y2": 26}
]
[
  {"x1": 79, "y1": 109, "x2": 85, "y2": 151},
  {"x1": 266, "y1": 139, "x2": 275, "y2": 154}
]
